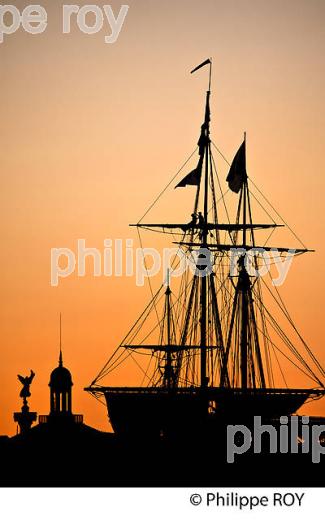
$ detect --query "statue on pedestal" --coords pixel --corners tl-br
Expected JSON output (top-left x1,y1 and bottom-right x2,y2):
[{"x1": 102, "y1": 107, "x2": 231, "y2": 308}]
[
  {"x1": 14, "y1": 370, "x2": 37, "y2": 434},
  {"x1": 17, "y1": 370, "x2": 35, "y2": 408}
]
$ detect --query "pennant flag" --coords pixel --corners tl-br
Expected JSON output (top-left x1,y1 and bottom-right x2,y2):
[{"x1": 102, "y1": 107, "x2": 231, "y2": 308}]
[
  {"x1": 191, "y1": 59, "x2": 211, "y2": 74},
  {"x1": 226, "y1": 140, "x2": 247, "y2": 193},
  {"x1": 175, "y1": 157, "x2": 203, "y2": 188}
]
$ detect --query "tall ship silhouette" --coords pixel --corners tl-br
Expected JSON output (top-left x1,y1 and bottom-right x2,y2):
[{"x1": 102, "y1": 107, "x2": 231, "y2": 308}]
[{"x1": 86, "y1": 60, "x2": 325, "y2": 437}]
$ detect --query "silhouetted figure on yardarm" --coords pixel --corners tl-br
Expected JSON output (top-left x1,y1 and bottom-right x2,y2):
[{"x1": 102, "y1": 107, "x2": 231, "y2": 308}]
[
  {"x1": 197, "y1": 211, "x2": 205, "y2": 239},
  {"x1": 186, "y1": 212, "x2": 198, "y2": 229},
  {"x1": 198, "y1": 211, "x2": 205, "y2": 227}
]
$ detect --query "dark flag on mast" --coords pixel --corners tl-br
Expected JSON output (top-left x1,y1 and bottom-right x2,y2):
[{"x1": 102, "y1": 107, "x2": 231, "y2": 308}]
[
  {"x1": 175, "y1": 156, "x2": 203, "y2": 188},
  {"x1": 226, "y1": 140, "x2": 247, "y2": 193},
  {"x1": 175, "y1": 123, "x2": 206, "y2": 188}
]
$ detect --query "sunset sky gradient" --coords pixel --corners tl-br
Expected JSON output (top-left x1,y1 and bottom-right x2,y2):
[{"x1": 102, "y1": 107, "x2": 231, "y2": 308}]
[{"x1": 1, "y1": 0, "x2": 325, "y2": 434}]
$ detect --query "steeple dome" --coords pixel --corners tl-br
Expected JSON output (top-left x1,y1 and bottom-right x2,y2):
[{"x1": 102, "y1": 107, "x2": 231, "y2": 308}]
[
  {"x1": 49, "y1": 351, "x2": 73, "y2": 414},
  {"x1": 49, "y1": 354, "x2": 73, "y2": 392}
]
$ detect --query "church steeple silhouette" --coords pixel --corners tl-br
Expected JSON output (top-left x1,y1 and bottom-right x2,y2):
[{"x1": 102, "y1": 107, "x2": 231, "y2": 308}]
[{"x1": 49, "y1": 314, "x2": 73, "y2": 415}]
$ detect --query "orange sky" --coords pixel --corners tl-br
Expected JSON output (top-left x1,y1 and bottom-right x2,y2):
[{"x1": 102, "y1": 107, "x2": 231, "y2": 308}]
[{"x1": 1, "y1": 0, "x2": 325, "y2": 435}]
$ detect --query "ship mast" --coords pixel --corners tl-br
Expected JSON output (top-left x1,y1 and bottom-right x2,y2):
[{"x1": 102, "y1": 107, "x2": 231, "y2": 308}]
[
  {"x1": 240, "y1": 171, "x2": 249, "y2": 388},
  {"x1": 190, "y1": 59, "x2": 225, "y2": 389},
  {"x1": 163, "y1": 271, "x2": 175, "y2": 389},
  {"x1": 221, "y1": 137, "x2": 267, "y2": 389},
  {"x1": 200, "y1": 86, "x2": 211, "y2": 389},
  {"x1": 240, "y1": 133, "x2": 248, "y2": 388}
]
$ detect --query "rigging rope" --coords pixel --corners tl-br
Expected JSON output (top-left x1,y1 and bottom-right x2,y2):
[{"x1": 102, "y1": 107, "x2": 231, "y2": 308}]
[{"x1": 138, "y1": 148, "x2": 198, "y2": 223}]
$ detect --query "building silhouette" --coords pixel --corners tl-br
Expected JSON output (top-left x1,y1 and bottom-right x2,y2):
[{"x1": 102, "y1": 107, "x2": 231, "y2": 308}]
[
  {"x1": 1, "y1": 352, "x2": 324, "y2": 487},
  {"x1": 0, "y1": 353, "x2": 117, "y2": 486}
]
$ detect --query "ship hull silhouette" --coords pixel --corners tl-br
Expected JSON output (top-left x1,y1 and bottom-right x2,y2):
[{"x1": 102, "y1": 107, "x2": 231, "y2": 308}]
[{"x1": 103, "y1": 387, "x2": 322, "y2": 437}]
